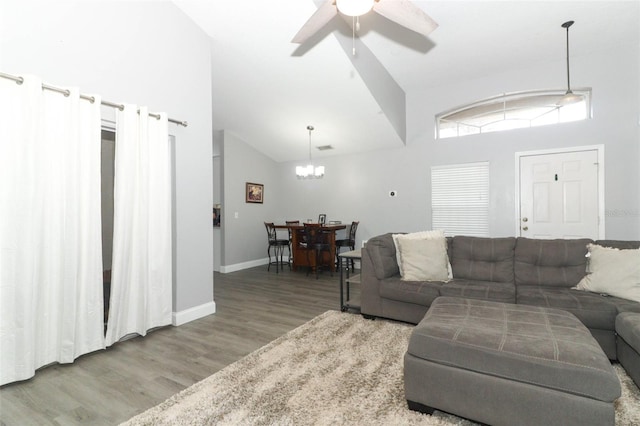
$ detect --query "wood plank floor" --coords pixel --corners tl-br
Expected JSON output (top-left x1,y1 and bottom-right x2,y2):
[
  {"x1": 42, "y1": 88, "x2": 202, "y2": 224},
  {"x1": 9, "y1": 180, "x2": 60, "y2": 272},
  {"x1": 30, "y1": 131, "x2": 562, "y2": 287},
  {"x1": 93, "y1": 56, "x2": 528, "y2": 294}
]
[{"x1": 0, "y1": 266, "x2": 359, "y2": 426}]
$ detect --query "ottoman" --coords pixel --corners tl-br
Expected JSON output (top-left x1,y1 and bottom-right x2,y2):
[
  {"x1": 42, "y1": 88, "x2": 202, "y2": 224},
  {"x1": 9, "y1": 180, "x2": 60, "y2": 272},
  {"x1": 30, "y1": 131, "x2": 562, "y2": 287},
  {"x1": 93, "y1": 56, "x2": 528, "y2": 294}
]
[
  {"x1": 616, "y1": 312, "x2": 640, "y2": 388},
  {"x1": 404, "y1": 297, "x2": 621, "y2": 426}
]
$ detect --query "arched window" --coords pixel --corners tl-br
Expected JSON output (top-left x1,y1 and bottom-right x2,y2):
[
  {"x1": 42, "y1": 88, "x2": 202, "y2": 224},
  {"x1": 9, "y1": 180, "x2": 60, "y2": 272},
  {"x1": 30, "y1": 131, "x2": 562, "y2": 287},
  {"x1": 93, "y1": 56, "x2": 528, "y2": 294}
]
[{"x1": 436, "y1": 89, "x2": 591, "y2": 139}]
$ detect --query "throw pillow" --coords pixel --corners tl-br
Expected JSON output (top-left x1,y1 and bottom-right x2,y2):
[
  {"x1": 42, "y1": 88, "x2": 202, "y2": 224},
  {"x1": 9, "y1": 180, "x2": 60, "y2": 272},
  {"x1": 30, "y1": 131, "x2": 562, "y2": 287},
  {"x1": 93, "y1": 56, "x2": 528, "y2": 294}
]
[
  {"x1": 395, "y1": 236, "x2": 450, "y2": 282},
  {"x1": 575, "y1": 244, "x2": 640, "y2": 303},
  {"x1": 392, "y1": 230, "x2": 453, "y2": 278}
]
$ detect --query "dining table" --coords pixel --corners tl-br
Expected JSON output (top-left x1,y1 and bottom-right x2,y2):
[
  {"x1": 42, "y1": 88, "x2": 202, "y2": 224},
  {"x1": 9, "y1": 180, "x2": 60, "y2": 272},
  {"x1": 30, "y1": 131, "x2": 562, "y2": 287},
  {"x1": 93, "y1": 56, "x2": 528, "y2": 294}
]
[{"x1": 274, "y1": 223, "x2": 347, "y2": 272}]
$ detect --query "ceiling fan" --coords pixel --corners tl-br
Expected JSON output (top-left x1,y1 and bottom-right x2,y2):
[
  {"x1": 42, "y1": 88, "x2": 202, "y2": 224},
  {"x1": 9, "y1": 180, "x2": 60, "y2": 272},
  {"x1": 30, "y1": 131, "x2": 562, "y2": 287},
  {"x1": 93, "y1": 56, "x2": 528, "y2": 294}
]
[{"x1": 291, "y1": 0, "x2": 438, "y2": 44}]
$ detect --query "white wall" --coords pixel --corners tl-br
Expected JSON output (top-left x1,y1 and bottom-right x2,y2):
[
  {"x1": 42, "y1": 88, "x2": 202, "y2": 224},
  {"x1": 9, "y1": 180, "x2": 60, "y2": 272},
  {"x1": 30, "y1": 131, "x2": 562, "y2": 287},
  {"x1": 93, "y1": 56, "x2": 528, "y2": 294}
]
[
  {"x1": 1, "y1": 1, "x2": 215, "y2": 319},
  {"x1": 217, "y1": 39, "x2": 638, "y2": 270},
  {"x1": 275, "y1": 40, "x2": 640, "y2": 247}
]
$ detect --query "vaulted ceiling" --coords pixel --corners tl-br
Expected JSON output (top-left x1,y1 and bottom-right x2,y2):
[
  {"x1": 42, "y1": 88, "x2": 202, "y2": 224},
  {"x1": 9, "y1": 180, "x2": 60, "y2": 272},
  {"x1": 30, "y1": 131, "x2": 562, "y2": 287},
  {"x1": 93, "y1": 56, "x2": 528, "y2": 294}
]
[{"x1": 173, "y1": 1, "x2": 639, "y2": 162}]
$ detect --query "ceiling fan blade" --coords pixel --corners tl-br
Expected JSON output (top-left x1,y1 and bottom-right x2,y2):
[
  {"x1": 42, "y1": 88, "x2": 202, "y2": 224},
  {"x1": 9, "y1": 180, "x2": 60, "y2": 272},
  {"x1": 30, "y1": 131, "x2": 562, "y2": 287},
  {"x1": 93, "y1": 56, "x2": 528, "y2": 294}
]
[
  {"x1": 373, "y1": 0, "x2": 438, "y2": 37},
  {"x1": 291, "y1": 0, "x2": 338, "y2": 43}
]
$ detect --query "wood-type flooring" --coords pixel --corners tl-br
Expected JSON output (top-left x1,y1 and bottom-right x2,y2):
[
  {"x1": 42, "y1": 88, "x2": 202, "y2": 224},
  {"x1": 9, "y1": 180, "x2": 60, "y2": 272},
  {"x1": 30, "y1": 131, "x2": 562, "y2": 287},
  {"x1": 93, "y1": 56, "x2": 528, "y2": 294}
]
[{"x1": 0, "y1": 266, "x2": 357, "y2": 425}]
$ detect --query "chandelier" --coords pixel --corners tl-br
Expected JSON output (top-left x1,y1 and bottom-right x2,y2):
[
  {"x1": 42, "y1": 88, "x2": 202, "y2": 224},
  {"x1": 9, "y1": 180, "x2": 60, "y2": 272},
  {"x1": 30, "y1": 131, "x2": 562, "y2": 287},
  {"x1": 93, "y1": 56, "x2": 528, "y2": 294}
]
[{"x1": 296, "y1": 125, "x2": 325, "y2": 179}]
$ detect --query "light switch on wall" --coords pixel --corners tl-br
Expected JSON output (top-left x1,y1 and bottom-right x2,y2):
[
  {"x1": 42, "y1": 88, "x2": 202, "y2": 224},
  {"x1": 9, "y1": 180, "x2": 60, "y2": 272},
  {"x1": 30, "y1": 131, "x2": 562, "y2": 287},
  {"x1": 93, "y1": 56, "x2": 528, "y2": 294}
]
[{"x1": 234, "y1": 212, "x2": 239, "y2": 219}]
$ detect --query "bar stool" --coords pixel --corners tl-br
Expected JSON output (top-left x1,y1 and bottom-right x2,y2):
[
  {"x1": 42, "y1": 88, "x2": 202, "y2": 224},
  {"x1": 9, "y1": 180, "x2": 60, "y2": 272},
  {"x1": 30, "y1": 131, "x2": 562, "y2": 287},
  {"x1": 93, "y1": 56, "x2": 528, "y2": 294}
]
[
  {"x1": 264, "y1": 222, "x2": 289, "y2": 272},
  {"x1": 285, "y1": 220, "x2": 300, "y2": 267},
  {"x1": 303, "y1": 223, "x2": 333, "y2": 279},
  {"x1": 335, "y1": 221, "x2": 359, "y2": 271}
]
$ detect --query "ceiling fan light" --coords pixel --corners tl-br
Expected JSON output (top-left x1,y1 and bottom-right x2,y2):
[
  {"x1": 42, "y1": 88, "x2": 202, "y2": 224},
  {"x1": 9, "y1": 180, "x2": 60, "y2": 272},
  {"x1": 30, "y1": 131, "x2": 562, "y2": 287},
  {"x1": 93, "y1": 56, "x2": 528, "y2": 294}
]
[{"x1": 336, "y1": 0, "x2": 374, "y2": 17}]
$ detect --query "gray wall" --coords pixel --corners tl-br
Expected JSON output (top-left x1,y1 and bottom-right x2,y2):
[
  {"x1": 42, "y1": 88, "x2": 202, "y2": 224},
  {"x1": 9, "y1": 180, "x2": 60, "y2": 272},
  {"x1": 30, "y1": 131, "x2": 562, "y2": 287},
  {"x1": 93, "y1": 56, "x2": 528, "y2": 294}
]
[
  {"x1": 221, "y1": 131, "x2": 281, "y2": 270},
  {"x1": 217, "y1": 36, "x2": 639, "y2": 270},
  {"x1": 1, "y1": 1, "x2": 215, "y2": 315}
]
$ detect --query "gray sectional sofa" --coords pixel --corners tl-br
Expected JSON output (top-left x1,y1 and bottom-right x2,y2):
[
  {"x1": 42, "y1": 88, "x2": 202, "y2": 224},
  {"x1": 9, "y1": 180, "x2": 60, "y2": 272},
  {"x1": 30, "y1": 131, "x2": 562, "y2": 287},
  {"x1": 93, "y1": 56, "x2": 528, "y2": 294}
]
[{"x1": 361, "y1": 234, "x2": 640, "y2": 382}]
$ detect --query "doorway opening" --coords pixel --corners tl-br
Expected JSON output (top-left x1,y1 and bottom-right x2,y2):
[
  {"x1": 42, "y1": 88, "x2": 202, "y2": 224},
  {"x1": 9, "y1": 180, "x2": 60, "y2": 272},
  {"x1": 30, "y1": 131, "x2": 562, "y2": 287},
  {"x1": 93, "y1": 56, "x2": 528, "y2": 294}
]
[{"x1": 101, "y1": 129, "x2": 115, "y2": 330}]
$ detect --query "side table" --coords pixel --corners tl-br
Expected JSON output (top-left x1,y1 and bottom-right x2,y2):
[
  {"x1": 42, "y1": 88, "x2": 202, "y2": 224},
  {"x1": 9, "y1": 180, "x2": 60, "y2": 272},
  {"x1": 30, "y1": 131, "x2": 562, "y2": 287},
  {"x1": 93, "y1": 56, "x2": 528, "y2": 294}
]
[{"x1": 338, "y1": 249, "x2": 361, "y2": 312}]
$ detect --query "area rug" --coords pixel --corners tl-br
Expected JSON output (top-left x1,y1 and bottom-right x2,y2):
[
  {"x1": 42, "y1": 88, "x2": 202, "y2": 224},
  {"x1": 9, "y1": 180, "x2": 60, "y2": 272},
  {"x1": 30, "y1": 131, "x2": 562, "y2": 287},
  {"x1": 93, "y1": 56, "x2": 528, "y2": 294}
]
[{"x1": 122, "y1": 311, "x2": 640, "y2": 426}]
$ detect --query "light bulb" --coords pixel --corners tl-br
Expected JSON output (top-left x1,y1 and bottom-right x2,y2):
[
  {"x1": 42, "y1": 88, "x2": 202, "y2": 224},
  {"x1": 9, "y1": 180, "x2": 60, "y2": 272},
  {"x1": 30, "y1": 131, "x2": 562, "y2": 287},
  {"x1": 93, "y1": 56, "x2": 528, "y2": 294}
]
[
  {"x1": 557, "y1": 91, "x2": 583, "y2": 106},
  {"x1": 336, "y1": 0, "x2": 374, "y2": 17}
]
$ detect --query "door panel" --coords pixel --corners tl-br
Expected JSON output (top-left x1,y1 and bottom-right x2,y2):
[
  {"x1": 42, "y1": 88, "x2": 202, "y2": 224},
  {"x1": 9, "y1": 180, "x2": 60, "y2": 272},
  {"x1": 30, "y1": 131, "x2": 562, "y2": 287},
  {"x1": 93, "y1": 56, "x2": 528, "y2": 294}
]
[{"x1": 520, "y1": 150, "x2": 599, "y2": 239}]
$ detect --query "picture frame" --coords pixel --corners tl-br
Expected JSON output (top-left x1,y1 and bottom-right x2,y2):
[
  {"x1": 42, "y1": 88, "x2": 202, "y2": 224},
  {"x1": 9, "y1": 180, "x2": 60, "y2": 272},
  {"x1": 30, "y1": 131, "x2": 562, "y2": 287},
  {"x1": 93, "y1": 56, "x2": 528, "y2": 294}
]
[
  {"x1": 213, "y1": 205, "x2": 221, "y2": 227},
  {"x1": 246, "y1": 182, "x2": 264, "y2": 204}
]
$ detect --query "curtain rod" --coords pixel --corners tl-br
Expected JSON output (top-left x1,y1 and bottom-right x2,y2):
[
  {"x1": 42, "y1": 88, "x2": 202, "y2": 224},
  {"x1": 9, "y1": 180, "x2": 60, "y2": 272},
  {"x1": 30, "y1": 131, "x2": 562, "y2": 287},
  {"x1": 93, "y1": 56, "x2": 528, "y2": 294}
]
[{"x1": 0, "y1": 71, "x2": 188, "y2": 127}]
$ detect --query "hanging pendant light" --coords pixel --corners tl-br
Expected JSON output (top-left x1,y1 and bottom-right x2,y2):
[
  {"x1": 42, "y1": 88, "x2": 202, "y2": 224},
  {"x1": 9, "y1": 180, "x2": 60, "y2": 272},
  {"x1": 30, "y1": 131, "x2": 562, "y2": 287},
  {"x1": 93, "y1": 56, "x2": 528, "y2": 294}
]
[
  {"x1": 296, "y1": 125, "x2": 325, "y2": 179},
  {"x1": 557, "y1": 20, "x2": 583, "y2": 106}
]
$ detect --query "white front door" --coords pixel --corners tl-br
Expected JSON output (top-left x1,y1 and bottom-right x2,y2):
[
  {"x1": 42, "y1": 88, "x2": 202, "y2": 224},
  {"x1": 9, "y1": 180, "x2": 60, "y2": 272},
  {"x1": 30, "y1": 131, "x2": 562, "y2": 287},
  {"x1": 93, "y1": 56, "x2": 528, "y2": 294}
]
[{"x1": 519, "y1": 149, "x2": 601, "y2": 239}]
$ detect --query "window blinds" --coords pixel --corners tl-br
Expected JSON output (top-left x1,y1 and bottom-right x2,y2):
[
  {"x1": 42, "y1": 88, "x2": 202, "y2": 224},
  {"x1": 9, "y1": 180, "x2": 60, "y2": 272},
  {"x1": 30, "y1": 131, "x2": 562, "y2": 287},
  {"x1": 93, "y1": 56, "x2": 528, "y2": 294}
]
[{"x1": 431, "y1": 162, "x2": 489, "y2": 237}]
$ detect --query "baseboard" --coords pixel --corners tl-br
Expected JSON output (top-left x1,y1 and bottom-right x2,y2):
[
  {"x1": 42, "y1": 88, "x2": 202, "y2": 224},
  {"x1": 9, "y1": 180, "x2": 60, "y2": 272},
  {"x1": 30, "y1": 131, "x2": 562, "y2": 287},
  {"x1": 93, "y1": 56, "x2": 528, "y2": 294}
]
[
  {"x1": 220, "y1": 256, "x2": 290, "y2": 273},
  {"x1": 172, "y1": 301, "x2": 216, "y2": 326}
]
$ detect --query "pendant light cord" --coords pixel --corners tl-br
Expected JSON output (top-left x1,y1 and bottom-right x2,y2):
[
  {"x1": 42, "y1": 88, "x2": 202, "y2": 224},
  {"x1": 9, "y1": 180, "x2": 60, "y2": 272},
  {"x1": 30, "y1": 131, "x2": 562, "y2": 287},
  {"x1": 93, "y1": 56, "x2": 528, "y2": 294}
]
[
  {"x1": 307, "y1": 125, "x2": 314, "y2": 164},
  {"x1": 352, "y1": 17, "x2": 356, "y2": 56},
  {"x1": 562, "y1": 20, "x2": 575, "y2": 93}
]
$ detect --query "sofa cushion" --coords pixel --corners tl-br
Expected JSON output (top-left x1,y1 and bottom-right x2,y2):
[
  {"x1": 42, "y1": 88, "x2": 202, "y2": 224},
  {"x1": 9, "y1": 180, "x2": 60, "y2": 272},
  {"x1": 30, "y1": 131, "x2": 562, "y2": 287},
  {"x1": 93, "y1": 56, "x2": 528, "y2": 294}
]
[
  {"x1": 616, "y1": 312, "x2": 640, "y2": 352},
  {"x1": 439, "y1": 279, "x2": 515, "y2": 304},
  {"x1": 379, "y1": 277, "x2": 442, "y2": 306},
  {"x1": 365, "y1": 233, "x2": 400, "y2": 279},
  {"x1": 393, "y1": 230, "x2": 453, "y2": 279},
  {"x1": 610, "y1": 296, "x2": 640, "y2": 314},
  {"x1": 514, "y1": 237, "x2": 592, "y2": 288},
  {"x1": 396, "y1": 236, "x2": 450, "y2": 282},
  {"x1": 450, "y1": 236, "x2": 516, "y2": 283},
  {"x1": 575, "y1": 244, "x2": 640, "y2": 303},
  {"x1": 517, "y1": 286, "x2": 618, "y2": 330}
]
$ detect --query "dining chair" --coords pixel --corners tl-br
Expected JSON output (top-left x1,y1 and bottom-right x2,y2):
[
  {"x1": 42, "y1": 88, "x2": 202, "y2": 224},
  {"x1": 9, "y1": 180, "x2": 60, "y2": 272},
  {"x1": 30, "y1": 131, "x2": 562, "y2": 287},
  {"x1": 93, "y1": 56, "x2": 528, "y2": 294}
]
[
  {"x1": 335, "y1": 221, "x2": 359, "y2": 271},
  {"x1": 264, "y1": 222, "x2": 289, "y2": 273},
  {"x1": 302, "y1": 223, "x2": 333, "y2": 279}
]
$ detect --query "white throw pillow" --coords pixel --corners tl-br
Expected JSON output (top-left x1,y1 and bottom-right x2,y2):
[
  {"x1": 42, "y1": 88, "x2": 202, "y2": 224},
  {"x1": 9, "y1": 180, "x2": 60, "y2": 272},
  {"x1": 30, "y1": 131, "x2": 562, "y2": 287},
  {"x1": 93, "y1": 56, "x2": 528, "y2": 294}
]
[
  {"x1": 392, "y1": 230, "x2": 453, "y2": 279},
  {"x1": 395, "y1": 236, "x2": 450, "y2": 282},
  {"x1": 575, "y1": 244, "x2": 640, "y2": 303}
]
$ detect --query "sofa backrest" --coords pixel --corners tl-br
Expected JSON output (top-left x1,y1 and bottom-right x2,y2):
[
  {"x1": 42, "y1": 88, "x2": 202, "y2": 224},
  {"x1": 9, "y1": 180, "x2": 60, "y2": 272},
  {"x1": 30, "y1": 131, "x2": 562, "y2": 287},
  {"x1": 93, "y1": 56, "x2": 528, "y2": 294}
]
[
  {"x1": 364, "y1": 233, "x2": 400, "y2": 279},
  {"x1": 514, "y1": 237, "x2": 592, "y2": 288},
  {"x1": 450, "y1": 236, "x2": 516, "y2": 283},
  {"x1": 595, "y1": 240, "x2": 640, "y2": 250}
]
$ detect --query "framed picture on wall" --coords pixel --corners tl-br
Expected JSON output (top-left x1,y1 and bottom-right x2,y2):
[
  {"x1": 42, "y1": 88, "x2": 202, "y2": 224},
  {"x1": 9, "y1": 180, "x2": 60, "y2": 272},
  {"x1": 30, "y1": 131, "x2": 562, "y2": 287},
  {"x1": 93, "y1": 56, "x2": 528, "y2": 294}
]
[
  {"x1": 213, "y1": 205, "x2": 221, "y2": 227},
  {"x1": 246, "y1": 182, "x2": 264, "y2": 204}
]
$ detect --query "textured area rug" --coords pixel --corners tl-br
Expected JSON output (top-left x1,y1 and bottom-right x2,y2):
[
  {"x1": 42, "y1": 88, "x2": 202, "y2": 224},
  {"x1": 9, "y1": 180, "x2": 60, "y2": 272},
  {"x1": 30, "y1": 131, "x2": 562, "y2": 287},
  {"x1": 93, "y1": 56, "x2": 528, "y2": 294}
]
[{"x1": 122, "y1": 311, "x2": 640, "y2": 426}]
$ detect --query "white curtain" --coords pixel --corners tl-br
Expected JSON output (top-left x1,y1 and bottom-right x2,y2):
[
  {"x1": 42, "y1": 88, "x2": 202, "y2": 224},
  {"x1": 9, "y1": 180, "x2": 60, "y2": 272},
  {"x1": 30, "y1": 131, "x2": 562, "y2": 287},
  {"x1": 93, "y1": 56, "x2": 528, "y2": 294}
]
[
  {"x1": 105, "y1": 105, "x2": 172, "y2": 346},
  {"x1": 0, "y1": 75, "x2": 105, "y2": 386}
]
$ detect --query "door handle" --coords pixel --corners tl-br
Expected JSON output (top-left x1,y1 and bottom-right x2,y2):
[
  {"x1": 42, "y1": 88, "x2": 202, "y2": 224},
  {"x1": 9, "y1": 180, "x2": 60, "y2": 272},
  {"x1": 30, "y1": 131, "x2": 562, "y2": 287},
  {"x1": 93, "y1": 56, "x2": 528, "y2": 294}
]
[
  {"x1": 522, "y1": 217, "x2": 528, "y2": 222},
  {"x1": 522, "y1": 226, "x2": 529, "y2": 231}
]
